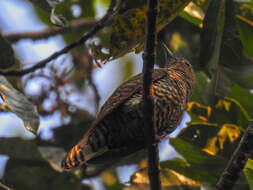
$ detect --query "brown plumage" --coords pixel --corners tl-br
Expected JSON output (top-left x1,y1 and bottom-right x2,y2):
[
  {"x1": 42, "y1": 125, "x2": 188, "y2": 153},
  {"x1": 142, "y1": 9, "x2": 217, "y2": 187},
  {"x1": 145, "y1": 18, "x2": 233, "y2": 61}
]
[{"x1": 62, "y1": 57, "x2": 195, "y2": 171}]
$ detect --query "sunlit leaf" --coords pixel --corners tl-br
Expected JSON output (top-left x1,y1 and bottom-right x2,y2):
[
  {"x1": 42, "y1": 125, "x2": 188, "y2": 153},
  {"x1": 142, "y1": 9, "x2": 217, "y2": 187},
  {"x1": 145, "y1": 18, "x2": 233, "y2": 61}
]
[
  {"x1": 0, "y1": 34, "x2": 15, "y2": 69},
  {"x1": 180, "y1": 2, "x2": 204, "y2": 27},
  {"x1": 131, "y1": 168, "x2": 200, "y2": 188},
  {"x1": 202, "y1": 124, "x2": 241, "y2": 155},
  {"x1": 0, "y1": 76, "x2": 40, "y2": 135}
]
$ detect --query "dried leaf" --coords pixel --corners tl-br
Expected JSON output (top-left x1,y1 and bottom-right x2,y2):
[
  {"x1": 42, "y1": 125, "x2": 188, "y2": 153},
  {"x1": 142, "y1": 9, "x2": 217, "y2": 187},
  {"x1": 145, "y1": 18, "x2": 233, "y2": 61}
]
[
  {"x1": 0, "y1": 76, "x2": 40, "y2": 135},
  {"x1": 92, "y1": 0, "x2": 191, "y2": 63}
]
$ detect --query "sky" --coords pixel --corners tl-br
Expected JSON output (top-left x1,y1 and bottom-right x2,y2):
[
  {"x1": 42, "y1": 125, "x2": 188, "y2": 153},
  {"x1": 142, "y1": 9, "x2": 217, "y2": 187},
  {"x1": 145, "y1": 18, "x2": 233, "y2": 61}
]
[{"x1": 0, "y1": 0, "x2": 190, "y2": 188}]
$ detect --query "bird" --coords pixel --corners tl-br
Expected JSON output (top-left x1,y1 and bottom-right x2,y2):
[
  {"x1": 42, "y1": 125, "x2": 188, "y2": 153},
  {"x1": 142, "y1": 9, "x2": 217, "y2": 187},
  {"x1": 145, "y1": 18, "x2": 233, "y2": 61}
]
[{"x1": 61, "y1": 48, "x2": 195, "y2": 172}]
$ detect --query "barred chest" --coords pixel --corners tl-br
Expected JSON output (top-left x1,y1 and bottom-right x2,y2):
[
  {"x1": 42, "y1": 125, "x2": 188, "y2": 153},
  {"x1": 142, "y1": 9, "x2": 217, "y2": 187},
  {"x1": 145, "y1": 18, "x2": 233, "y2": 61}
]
[{"x1": 153, "y1": 77, "x2": 187, "y2": 136}]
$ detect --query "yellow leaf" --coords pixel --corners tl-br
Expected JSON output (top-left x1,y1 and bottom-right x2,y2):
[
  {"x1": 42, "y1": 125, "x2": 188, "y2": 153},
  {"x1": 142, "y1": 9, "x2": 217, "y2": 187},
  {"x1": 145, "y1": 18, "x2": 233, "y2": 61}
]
[
  {"x1": 203, "y1": 124, "x2": 240, "y2": 156},
  {"x1": 202, "y1": 137, "x2": 219, "y2": 156},
  {"x1": 187, "y1": 101, "x2": 212, "y2": 118},
  {"x1": 132, "y1": 169, "x2": 200, "y2": 187},
  {"x1": 215, "y1": 99, "x2": 231, "y2": 112}
]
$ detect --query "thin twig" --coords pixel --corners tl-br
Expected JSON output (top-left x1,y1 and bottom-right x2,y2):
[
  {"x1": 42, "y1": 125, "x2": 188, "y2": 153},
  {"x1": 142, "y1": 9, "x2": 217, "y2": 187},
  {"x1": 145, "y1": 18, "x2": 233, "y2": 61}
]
[
  {"x1": 142, "y1": 0, "x2": 161, "y2": 190},
  {"x1": 214, "y1": 120, "x2": 253, "y2": 190},
  {"x1": 3, "y1": 18, "x2": 97, "y2": 43},
  {"x1": 87, "y1": 55, "x2": 100, "y2": 113},
  {"x1": 0, "y1": 0, "x2": 117, "y2": 77}
]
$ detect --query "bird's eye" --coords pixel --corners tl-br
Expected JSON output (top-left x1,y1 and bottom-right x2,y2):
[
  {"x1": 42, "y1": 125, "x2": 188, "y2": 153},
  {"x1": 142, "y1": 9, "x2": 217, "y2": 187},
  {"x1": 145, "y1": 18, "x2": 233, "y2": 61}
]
[{"x1": 184, "y1": 60, "x2": 191, "y2": 67}]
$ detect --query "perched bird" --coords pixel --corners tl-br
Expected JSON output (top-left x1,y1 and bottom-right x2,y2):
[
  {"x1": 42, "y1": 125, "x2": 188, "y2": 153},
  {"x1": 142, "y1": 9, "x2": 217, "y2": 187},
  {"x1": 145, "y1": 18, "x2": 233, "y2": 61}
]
[{"x1": 62, "y1": 49, "x2": 195, "y2": 172}]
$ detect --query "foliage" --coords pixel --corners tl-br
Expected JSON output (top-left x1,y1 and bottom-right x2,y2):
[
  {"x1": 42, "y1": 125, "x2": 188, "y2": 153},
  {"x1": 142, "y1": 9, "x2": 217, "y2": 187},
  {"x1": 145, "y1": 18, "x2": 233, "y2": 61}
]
[{"x1": 0, "y1": 0, "x2": 253, "y2": 189}]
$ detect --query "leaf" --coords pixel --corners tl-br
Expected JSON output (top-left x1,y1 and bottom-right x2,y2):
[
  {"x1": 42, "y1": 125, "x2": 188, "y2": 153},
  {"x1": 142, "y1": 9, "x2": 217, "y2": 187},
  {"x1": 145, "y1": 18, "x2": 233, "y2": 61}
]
[
  {"x1": 229, "y1": 85, "x2": 253, "y2": 118},
  {"x1": 131, "y1": 168, "x2": 200, "y2": 188},
  {"x1": 199, "y1": 0, "x2": 225, "y2": 71},
  {"x1": 0, "y1": 138, "x2": 43, "y2": 161},
  {"x1": 0, "y1": 76, "x2": 40, "y2": 135},
  {"x1": 0, "y1": 137, "x2": 88, "y2": 189},
  {"x1": 92, "y1": 0, "x2": 191, "y2": 63},
  {"x1": 0, "y1": 34, "x2": 15, "y2": 69},
  {"x1": 202, "y1": 124, "x2": 241, "y2": 156},
  {"x1": 38, "y1": 146, "x2": 66, "y2": 172},
  {"x1": 2, "y1": 158, "x2": 86, "y2": 190},
  {"x1": 237, "y1": 4, "x2": 253, "y2": 56},
  {"x1": 188, "y1": 97, "x2": 250, "y2": 131},
  {"x1": 50, "y1": 8, "x2": 67, "y2": 27},
  {"x1": 244, "y1": 159, "x2": 253, "y2": 190},
  {"x1": 48, "y1": 0, "x2": 67, "y2": 27},
  {"x1": 221, "y1": 56, "x2": 253, "y2": 90},
  {"x1": 205, "y1": 65, "x2": 234, "y2": 105},
  {"x1": 190, "y1": 72, "x2": 209, "y2": 104},
  {"x1": 169, "y1": 138, "x2": 227, "y2": 183},
  {"x1": 161, "y1": 158, "x2": 218, "y2": 183},
  {"x1": 180, "y1": 2, "x2": 204, "y2": 28}
]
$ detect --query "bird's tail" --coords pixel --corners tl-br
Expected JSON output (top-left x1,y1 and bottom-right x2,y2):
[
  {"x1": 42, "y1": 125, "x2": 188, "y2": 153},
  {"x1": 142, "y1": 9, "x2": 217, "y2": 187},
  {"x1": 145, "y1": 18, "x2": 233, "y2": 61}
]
[{"x1": 61, "y1": 142, "x2": 94, "y2": 172}]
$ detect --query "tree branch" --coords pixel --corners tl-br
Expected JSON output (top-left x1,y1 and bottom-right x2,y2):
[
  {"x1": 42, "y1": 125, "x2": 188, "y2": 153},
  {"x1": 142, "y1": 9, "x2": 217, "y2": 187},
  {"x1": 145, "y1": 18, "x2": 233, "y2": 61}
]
[
  {"x1": 214, "y1": 120, "x2": 253, "y2": 190},
  {"x1": 0, "y1": 0, "x2": 117, "y2": 77},
  {"x1": 142, "y1": 0, "x2": 161, "y2": 189},
  {"x1": 0, "y1": 182, "x2": 12, "y2": 190},
  {"x1": 3, "y1": 18, "x2": 97, "y2": 43}
]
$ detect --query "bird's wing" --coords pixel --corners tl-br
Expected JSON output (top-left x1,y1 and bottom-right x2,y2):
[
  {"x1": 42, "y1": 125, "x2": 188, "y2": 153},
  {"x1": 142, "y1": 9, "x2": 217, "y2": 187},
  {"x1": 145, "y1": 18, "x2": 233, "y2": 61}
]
[{"x1": 94, "y1": 69, "x2": 168, "y2": 126}]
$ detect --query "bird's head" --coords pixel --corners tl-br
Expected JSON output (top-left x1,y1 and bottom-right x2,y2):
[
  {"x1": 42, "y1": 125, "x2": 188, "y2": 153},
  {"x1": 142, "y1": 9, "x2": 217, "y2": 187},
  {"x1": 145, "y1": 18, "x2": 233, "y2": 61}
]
[{"x1": 162, "y1": 43, "x2": 195, "y2": 98}]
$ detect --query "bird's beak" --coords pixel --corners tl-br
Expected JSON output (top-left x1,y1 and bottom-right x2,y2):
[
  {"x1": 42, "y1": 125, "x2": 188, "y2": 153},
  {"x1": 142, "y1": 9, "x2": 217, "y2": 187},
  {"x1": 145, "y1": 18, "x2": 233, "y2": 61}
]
[{"x1": 162, "y1": 42, "x2": 175, "y2": 60}]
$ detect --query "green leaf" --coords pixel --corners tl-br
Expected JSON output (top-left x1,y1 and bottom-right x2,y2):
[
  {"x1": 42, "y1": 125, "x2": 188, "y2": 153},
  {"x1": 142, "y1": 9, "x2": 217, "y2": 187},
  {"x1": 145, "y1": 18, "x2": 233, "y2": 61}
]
[
  {"x1": 244, "y1": 159, "x2": 253, "y2": 190},
  {"x1": 0, "y1": 76, "x2": 40, "y2": 135},
  {"x1": 0, "y1": 34, "x2": 15, "y2": 69},
  {"x1": 0, "y1": 138, "x2": 43, "y2": 160},
  {"x1": 2, "y1": 160, "x2": 87, "y2": 190},
  {"x1": 205, "y1": 65, "x2": 234, "y2": 105},
  {"x1": 190, "y1": 71, "x2": 209, "y2": 104},
  {"x1": 199, "y1": 0, "x2": 225, "y2": 71},
  {"x1": 161, "y1": 158, "x2": 218, "y2": 183},
  {"x1": 229, "y1": 85, "x2": 253, "y2": 118},
  {"x1": 169, "y1": 138, "x2": 227, "y2": 182},
  {"x1": 221, "y1": 56, "x2": 253, "y2": 90},
  {"x1": 237, "y1": 5, "x2": 253, "y2": 56}
]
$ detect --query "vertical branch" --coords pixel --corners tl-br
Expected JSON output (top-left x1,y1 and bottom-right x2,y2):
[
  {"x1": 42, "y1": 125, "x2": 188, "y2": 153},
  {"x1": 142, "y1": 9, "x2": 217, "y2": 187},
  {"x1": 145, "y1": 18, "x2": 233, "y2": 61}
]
[
  {"x1": 214, "y1": 120, "x2": 253, "y2": 190},
  {"x1": 142, "y1": 0, "x2": 161, "y2": 190}
]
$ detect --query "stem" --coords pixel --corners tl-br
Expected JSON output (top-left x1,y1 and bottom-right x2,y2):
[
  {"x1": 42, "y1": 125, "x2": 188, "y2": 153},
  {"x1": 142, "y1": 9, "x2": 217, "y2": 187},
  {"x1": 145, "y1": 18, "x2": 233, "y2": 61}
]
[
  {"x1": 214, "y1": 120, "x2": 253, "y2": 190},
  {"x1": 142, "y1": 0, "x2": 161, "y2": 189},
  {"x1": 0, "y1": 0, "x2": 117, "y2": 77}
]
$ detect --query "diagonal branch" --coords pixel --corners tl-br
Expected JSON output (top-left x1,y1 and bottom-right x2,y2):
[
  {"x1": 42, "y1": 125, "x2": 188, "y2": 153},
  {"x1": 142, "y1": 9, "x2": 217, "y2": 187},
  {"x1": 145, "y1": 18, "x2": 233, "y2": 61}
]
[
  {"x1": 3, "y1": 18, "x2": 97, "y2": 43},
  {"x1": 142, "y1": 0, "x2": 161, "y2": 190},
  {"x1": 0, "y1": 0, "x2": 117, "y2": 77},
  {"x1": 214, "y1": 120, "x2": 253, "y2": 190}
]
